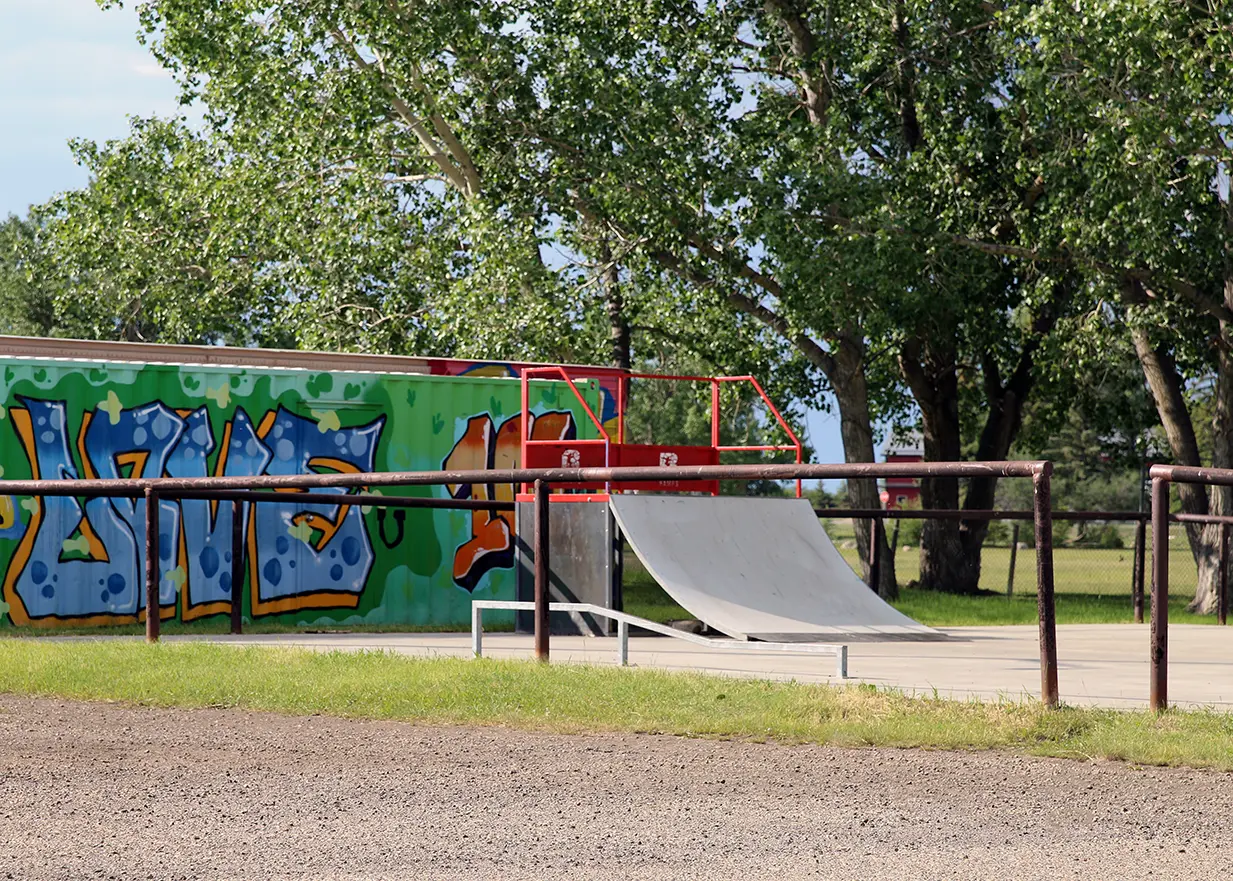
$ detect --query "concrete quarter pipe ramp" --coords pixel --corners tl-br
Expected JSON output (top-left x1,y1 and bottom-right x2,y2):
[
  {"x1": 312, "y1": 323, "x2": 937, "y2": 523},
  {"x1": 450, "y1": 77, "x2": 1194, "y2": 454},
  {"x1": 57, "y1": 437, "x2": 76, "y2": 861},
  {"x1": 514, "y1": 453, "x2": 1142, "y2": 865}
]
[{"x1": 609, "y1": 496, "x2": 940, "y2": 641}]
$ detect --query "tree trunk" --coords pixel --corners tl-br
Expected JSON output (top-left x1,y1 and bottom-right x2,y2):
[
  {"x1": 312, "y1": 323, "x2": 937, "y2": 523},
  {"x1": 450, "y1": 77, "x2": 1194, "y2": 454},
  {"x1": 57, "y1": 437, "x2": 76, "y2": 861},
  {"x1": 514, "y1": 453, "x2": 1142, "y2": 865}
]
[
  {"x1": 601, "y1": 239, "x2": 632, "y2": 371},
  {"x1": 832, "y1": 328, "x2": 898, "y2": 599},
  {"x1": 646, "y1": 251, "x2": 895, "y2": 595},
  {"x1": 899, "y1": 335, "x2": 980, "y2": 593},
  {"x1": 1130, "y1": 323, "x2": 1223, "y2": 612}
]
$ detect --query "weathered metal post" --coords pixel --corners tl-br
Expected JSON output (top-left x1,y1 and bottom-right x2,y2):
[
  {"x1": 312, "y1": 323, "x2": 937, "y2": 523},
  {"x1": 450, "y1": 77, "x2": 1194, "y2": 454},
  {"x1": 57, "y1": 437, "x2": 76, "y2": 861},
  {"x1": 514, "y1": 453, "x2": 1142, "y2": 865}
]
[
  {"x1": 1007, "y1": 522, "x2": 1020, "y2": 598},
  {"x1": 144, "y1": 488, "x2": 160, "y2": 644},
  {"x1": 1220, "y1": 522, "x2": 1229, "y2": 627},
  {"x1": 1132, "y1": 518, "x2": 1146, "y2": 624},
  {"x1": 1150, "y1": 477, "x2": 1169, "y2": 712},
  {"x1": 533, "y1": 478, "x2": 550, "y2": 661},
  {"x1": 230, "y1": 500, "x2": 244, "y2": 635},
  {"x1": 1032, "y1": 463, "x2": 1059, "y2": 708},
  {"x1": 867, "y1": 516, "x2": 882, "y2": 591}
]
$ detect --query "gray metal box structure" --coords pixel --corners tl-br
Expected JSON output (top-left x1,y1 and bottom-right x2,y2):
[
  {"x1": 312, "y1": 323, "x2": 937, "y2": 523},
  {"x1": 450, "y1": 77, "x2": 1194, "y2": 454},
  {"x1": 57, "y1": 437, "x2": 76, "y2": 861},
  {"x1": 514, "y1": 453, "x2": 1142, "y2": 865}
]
[{"x1": 514, "y1": 501, "x2": 622, "y2": 636}]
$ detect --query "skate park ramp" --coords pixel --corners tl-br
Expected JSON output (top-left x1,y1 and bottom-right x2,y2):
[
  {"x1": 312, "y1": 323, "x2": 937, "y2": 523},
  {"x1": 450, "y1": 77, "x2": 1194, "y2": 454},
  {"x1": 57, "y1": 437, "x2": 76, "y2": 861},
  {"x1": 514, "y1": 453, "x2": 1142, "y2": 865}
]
[{"x1": 609, "y1": 496, "x2": 941, "y2": 642}]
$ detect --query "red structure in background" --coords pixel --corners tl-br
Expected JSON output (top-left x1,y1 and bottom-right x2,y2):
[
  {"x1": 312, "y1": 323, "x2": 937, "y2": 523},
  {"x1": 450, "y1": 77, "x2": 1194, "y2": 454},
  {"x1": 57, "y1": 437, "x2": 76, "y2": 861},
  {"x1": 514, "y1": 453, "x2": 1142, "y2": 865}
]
[
  {"x1": 518, "y1": 367, "x2": 803, "y2": 498},
  {"x1": 880, "y1": 432, "x2": 924, "y2": 509}
]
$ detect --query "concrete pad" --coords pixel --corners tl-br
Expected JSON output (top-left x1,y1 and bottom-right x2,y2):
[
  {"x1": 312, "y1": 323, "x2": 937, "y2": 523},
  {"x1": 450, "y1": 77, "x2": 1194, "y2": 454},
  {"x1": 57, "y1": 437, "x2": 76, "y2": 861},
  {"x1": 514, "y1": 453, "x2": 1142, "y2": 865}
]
[{"x1": 149, "y1": 623, "x2": 1233, "y2": 710}]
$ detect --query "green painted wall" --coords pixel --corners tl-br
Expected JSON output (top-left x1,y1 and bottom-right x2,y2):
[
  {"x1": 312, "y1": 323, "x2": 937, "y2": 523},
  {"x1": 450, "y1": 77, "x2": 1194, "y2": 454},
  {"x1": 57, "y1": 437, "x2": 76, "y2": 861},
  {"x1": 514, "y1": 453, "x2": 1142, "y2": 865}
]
[{"x1": 0, "y1": 358, "x2": 599, "y2": 629}]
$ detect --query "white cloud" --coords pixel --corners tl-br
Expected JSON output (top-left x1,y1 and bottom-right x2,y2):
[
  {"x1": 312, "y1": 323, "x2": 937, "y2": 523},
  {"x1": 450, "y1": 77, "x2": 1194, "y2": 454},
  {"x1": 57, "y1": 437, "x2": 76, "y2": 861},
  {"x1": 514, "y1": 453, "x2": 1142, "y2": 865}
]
[{"x1": 130, "y1": 59, "x2": 172, "y2": 79}]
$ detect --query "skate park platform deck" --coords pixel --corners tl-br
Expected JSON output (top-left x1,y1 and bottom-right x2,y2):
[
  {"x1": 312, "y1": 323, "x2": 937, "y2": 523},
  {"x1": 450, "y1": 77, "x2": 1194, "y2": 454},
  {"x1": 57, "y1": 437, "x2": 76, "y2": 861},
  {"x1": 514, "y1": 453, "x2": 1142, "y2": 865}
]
[{"x1": 141, "y1": 624, "x2": 1233, "y2": 710}]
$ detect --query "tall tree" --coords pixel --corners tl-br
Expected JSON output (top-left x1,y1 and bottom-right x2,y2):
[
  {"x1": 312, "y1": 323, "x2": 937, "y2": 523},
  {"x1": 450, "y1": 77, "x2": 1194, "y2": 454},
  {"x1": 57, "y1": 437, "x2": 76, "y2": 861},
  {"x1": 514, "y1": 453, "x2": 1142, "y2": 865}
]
[
  {"x1": 0, "y1": 213, "x2": 55, "y2": 337},
  {"x1": 970, "y1": 0, "x2": 1233, "y2": 611}
]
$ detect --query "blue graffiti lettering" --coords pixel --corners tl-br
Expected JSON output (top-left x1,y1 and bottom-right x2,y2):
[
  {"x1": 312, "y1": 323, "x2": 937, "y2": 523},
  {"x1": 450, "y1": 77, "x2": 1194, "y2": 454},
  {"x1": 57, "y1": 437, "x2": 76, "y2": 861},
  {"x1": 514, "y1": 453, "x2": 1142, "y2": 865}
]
[
  {"x1": 167, "y1": 408, "x2": 272, "y2": 610},
  {"x1": 4, "y1": 398, "x2": 385, "y2": 623},
  {"x1": 13, "y1": 397, "x2": 144, "y2": 618},
  {"x1": 252, "y1": 407, "x2": 384, "y2": 608}
]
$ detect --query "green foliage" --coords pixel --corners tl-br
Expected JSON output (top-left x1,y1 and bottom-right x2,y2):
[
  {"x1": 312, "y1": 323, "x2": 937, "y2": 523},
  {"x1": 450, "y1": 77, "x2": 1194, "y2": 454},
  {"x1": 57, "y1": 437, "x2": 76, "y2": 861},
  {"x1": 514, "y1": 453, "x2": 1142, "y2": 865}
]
[
  {"x1": 0, "y1": 214, "x2": 55, "y2": 337},
  {"x1": 1076, "y1": 524, "x2": 1126, "y2": 551},
  {"x1": 897, "y1": 517, "x2": 924, "y2": 549},
  {"x1": 984, "y1": 520, "x2": 1011, "y2": 548}
]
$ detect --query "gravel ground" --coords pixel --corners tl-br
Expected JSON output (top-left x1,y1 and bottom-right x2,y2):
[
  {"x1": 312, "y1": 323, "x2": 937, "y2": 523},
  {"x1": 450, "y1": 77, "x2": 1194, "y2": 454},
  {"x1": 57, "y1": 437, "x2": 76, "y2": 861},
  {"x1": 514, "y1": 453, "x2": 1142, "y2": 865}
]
[{"x1": 0, "y1": 697, "x2": 1229, "y2": 880}]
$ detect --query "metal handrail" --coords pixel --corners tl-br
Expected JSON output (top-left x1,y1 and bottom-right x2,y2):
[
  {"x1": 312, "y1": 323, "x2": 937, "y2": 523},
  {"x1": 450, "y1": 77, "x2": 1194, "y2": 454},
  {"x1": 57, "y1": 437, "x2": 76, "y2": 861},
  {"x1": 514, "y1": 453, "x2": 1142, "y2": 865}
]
[{"x1": 469, "y1": 600, "x2": 848, "y2": 678}]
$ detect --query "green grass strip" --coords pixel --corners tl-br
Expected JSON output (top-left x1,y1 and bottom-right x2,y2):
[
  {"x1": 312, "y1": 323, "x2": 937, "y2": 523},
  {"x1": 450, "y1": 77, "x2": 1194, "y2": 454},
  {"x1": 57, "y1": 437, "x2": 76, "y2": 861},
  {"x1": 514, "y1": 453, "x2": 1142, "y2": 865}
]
[{"x1": 2, "y1": 639, "x2": 1232, "y2": 770}]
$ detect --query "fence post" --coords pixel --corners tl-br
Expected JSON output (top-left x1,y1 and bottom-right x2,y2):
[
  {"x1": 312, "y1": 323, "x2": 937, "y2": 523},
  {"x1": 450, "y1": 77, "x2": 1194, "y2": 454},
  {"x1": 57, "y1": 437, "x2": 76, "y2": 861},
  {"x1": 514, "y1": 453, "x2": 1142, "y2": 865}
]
[
  {"x1": 1150, "y1": 478, "x2": 1169, "y2": 712},
  {"x1": 230, "y1": 500, "x2": 244, "y2": 635},
  {"x1": 1220, "y1": 522, "x2": 1229, "y2": 627},
  {"x1": 1033, "y1": 464, "x2": 1059, "y2": 708},
  {"x1": 1132, "y1": 518, "x2": 1146, "y2": 624},
  {"x1": 144, "y1": 488, "x2": 160, "y2": 644},
  {"x1": 1007, "y1": 522, "x2": 1019, "y2": 598},
  {"x1": 534, "y1": 478, "x2": 550, "y2": 662},
  {"x1": 867, "y1": 516, "x2": 882, "y2": 591}
]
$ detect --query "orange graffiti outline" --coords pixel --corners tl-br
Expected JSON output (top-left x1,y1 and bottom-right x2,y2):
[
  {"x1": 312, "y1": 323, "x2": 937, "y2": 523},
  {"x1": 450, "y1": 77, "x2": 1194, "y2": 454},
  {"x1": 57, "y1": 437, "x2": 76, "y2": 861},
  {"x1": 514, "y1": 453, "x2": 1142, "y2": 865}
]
[
  {"x1": 246, "y1": 410, "x2": 365, "y2": 617},
  {"x1": 0, "y1": 408, "x2": 163, "y2": 628}
]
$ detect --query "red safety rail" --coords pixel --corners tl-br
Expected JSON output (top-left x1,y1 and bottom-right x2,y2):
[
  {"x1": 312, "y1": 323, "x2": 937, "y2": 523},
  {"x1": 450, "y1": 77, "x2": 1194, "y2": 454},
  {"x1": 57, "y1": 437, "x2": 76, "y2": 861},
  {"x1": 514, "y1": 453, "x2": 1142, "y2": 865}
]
[{"x1": 520, "y1": 367, "x2": 803, "y2": 497}]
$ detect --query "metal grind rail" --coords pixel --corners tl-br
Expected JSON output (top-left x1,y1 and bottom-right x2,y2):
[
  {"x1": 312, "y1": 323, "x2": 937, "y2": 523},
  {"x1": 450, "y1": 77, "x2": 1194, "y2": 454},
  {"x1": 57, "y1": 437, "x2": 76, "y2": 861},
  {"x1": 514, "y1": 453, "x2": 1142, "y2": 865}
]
[
  {"x1": 0, "y1": 459, "x2": 1059, "y2": 707},
  {"x1": 469, "y1": 600, "x2": 849, "y2": 679}
]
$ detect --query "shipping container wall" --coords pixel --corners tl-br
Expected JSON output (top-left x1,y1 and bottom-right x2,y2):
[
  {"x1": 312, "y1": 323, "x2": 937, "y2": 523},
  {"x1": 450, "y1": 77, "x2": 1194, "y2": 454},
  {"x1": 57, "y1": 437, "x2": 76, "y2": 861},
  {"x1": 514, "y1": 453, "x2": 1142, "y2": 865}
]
[{"x1": 0, "y1": 359, "x2": 600, "y2": 629}]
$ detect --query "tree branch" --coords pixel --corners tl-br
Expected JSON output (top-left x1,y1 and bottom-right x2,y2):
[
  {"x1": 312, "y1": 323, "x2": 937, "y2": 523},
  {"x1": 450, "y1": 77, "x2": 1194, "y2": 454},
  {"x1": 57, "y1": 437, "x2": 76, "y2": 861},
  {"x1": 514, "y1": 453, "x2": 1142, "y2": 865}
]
[
  {"x1": 329, "y1": 27, "x2": 473, "y2": 196},
  {"x1": 651, "y1": 248, "x2": 836, "y2": 377},
  {"x1": 762, "y1": 0, "x2": 831, "y2": 126}
]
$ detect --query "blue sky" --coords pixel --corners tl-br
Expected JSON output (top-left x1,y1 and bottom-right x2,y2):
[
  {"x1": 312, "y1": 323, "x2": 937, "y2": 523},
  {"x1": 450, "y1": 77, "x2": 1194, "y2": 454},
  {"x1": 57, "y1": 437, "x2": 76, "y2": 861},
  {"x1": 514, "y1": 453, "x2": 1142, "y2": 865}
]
[
  {"x1": 0, "y1": 0, "x2": 186, "y2": 213},
  {"x1": 0, "y1": 0, "x2": 853, "y2": 473}
]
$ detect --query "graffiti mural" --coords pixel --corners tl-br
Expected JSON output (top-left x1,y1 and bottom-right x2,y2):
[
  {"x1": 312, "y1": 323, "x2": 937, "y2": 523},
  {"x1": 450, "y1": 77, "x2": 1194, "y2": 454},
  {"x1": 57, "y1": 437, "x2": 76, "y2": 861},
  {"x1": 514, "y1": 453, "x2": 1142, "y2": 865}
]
[
  {"x1": 3, "y1": 397, "x2": 384, "y2": 625},
  {"x1": 443, "y1": 410, "x2": 576, "y2": 590},
  {"x1": 0, "y1": 359, "x2": 602, "y2": 629}
]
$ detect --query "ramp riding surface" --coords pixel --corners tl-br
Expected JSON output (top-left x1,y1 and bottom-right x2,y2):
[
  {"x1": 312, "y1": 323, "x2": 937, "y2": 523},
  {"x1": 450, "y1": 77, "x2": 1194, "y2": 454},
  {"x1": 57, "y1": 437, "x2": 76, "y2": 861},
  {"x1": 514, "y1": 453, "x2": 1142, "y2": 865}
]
[{"x1": 609, "y1": 496, "x2": 939, "y2": 641}]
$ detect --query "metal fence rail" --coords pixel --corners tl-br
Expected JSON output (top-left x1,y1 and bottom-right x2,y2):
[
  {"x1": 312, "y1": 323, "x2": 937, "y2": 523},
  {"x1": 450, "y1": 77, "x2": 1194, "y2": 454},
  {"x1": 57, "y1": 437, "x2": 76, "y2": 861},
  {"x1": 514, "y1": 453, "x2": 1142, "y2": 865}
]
[
  {"x1": 0, "y1": 459, "x2": 1058, "y2": 706},
  {"x1": 1146, "y1": 465, "x2": 1233, "y2": 710},
  {"x1": 470, "y1": 600, "x2": 849, "y2": 678}
]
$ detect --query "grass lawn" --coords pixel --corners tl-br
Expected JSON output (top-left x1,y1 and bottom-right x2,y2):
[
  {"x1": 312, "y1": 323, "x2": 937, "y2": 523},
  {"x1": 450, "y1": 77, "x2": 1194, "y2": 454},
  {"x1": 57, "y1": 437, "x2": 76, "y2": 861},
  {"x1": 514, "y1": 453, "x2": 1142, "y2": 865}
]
[{"x1": 1, "y1": 639, "x2": 1232, "y2": 770}]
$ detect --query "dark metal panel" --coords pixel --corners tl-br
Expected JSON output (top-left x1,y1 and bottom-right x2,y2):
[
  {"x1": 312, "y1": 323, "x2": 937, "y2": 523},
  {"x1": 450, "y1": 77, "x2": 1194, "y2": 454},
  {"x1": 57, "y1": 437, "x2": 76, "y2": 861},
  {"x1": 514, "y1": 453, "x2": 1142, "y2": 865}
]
[{"x1": 515, "y1": 500, "x2": 616, "y2": 637}]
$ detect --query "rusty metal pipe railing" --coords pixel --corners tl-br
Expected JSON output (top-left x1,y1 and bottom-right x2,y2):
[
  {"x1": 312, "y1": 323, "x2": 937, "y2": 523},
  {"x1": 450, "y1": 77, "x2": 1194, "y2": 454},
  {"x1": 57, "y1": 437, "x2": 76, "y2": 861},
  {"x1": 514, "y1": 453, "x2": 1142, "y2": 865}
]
[
  {"x1": 144, "y1": 488, "x2": 160, "y2": 644},
  {"x1": 533, "y1": 479, "x2": 550, "y2": 661},
  {"x1": 230, "y1": 500, "x2": 244, "y2": 635},
  {"x1": 1144, "y1": 464, "x2": 1233, "y2": 710},
  {"x1": 0, "y1": 459, "x2": 1058, "y2": 707},
  {"x1": 0, "y1": 460, "x2": 1049, "y2": 499},
  {"x1": 816, "y1": 508, "x2": 1148, "y2": 522},
  {"x1": 1150, "y1": 477, "x2": 1170, "y2": 711},
  {"x1": 1150, "y1": 465, "x2": 1233, "y2": 488},
  {"x1": 1033, "y1": 464, "x2": 1059, "y2": 708},
  {"x1": 176, "y1": 490, "x2": 515, "y2": 512}
]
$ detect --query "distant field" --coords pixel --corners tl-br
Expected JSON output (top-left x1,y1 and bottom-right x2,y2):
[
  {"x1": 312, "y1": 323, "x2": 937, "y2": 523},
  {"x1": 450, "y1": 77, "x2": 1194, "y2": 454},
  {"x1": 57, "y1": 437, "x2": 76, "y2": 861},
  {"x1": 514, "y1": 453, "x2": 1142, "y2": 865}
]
[{"x1": 821, "y1": 518, "x2": 1197, "y2": 597}]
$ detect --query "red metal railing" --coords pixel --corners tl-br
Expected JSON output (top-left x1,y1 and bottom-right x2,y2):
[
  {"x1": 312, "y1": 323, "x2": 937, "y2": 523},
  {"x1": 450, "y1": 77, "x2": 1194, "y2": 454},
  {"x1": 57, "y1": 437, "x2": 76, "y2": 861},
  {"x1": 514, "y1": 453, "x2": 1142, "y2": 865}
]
[
  {"x1": 520, "y1": 367, "x2": 804, "y2": 497},
  {"x1": 520, "y1": 366, "x2": 613, "y2": 494}
]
